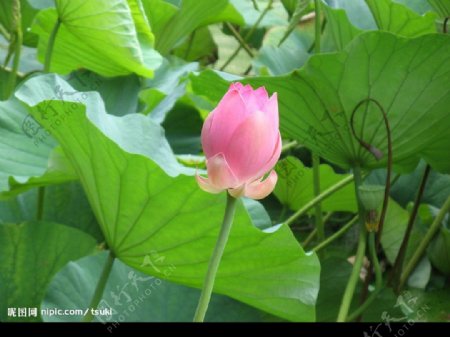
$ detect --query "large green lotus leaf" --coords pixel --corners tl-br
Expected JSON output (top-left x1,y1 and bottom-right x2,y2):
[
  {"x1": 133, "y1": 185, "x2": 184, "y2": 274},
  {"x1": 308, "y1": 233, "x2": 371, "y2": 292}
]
[
  {"x1": 16, "y1": 74, "x2": 320, "y2": 322},
  {"x1": 366, "y1": 0, "x2": 436, "y2": 36},
  {"x1": 0, "y1": 221, "x2": 97, "y2": 322},
  {"x1": 32, "y1": 0, "x2": 162, "y2": 77},
  {"x1": 42, "y1": 251, "x2": 278, "y2": 322},
  {"x1": 247, "y1": 32, "x2": 450, "y2": 173},
  {"x1": 0, "y1": 98, "x2": 76, "y2": 199},
  {"x1": 274, "y1": 156, "x2": 356, "y2": 213}
]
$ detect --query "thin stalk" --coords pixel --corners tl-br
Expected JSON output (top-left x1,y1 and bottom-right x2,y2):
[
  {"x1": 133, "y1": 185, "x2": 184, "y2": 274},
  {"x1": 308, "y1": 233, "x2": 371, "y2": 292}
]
[
  {"x1": 224, "y1": 23, "x2": 254, "y2": 57},
  {"x1": 312, "y1": 216, "x2": 358, "y2": 252},
  {"x1": 219, "y1": 0, "x2": 273, "y2": 71},
  {"x1": 346, "y1": 232, "x2": 382, "y2": 321},
  {"x1": 357, "y1": 256, "x2": 374, "y2": 322},
  {"x1": 350, "y1": 98, "x2": 392, "y2": 248},
  {"x1": 278, "y1": 204, "x2": 288, "y2": 224},
  {"x1": 281, "y1": 140, "x2": 298, "y2": 153},
  {"x1": 322, "y1": 212, "x2": 333, "y2": 225},
  {"x1": 184, "y1": 29, "x2": 197, "y2": 60},
  {"x1": 3, "y1": 45, "x2": 14, "y2": 68},
  {"x1": 36, "y1": 187, "x2": 46, "y2": 221},
  {"x1": 390, "y1": 172, "x2": 401, "y2": 188},
  {"x1": 0, "y1": 23, "x2": 10, "y2": 40},
  {"x1": 285, "y1": 174, "x2": 354, "y2": 226},
  {"x1": 194, "y1": 194, "x2": 238, "y2": 322},
  {"x1": 390, "y1": 164, "x2": 431, "y2": 289},
  {"x1": 278, "y1": 0, "x2": 309, "y2": 47},
  {"x1": 6, "y1": 30, "x2": 22, "y2": 95},
  {"x1": 243, "y1": 64, "x2": 252, "y2": 75},
  {"x1": 251, "y1": 0, "x2": 259, "y2": 10},
  {"x1": 312, "y1": 0, "x2": 324, "y2": 243},
  {"x1": 307, "y1": 18, "x2": 327, "y2": 53},
  {"x1": 350, "y1": 97, "x2": 392, "y2": 311},
  {"x1": 313, "y1": 154, "x2": 324, "y2": 241},
  {"x1": 399, "y1": 195, "x2": 450, "y2": 290},
  {"x1": 302, "y1": 228, "x2": 317, "y2": 248},
  {"x1": 44, "y1": 18, "x2": 61, "y2": 72},
  {"x1": 313, "y1": 0, "x2": 321, "y2": 54},
  {"x1": 337, "y1": 166, "x2": 367, "y2": 322},
  {"x1": 4, "y1": 0, "x2": 22, "y2": 99},
  {"x1": 82, "y1": 251, "x2": 115, "y2": 322}
]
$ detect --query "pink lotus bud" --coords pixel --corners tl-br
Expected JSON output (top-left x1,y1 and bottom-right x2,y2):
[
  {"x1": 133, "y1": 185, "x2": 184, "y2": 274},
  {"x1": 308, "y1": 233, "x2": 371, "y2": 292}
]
[{"x1": 196, "y1": 83, "x2": 281, "y2": 199}]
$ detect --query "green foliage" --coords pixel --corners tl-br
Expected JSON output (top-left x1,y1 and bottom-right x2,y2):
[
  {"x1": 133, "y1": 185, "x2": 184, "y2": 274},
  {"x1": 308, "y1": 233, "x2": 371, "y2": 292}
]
[
  {"x1": 32, "y1": 0, "x2": 162, "y2": 76},
  {"x1": 0, "y1": 0, "x2": 448, "y2": 323}
]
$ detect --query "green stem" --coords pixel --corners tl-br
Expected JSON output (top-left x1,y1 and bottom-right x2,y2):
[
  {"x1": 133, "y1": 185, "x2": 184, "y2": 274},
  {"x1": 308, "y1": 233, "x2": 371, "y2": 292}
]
[
  {"x1": 312, "y1": 154, "x2": 324, "y2": 242},
  {"x1": 399, "y1": 195, "x2": 450, "y2": 290},
  {"x1": 278, "y1": 204, "x2": 288, "y2": 224},
  {"x1": 219, "y1": 0, "x2": 273, "y2": 71},
  {"x1": 281, "y1": 140, "x2": 298, "y2": 153},
  {"x1": 184, "y1": 29, "x2": 197, "y2": 60},
  {"x1": 322, "y1": 212, "x2": 333, "y2": 225},
  {"x1": 6, "y1": 31, "x2": 21, "y2": 95},
  {"x1": 390, "y1": 173, "x2": 401, "y2": 188},
  {"x1": 0, "y1": 23, "x2": 10, "y2": 40},
  {"x1": 83, "y1": 251, "x2": 115, "y2": 322},
  {"x1": 224, "y1": 23, "x2": 254, "y2": 57},
  {"x1": 313, "y1": 0, "x2": 321, "y2": 54},
  {"x1": 285, "y1": 174, "x2": 354, "y2": 226},
  {"x1": 4, "y1": 0, "x2": 22, "y2": 100},
  {"x1": 44, "y1": 18, "x2": 61, "y2": 73},
  {"x1": 36, "y1": 186, "x2": 46, "y2": 221},
  {"x1": 390, "y1": 164, "x2": 431, "y2": 290},
  {"x1": 337, "y1": 166, "x2": 367, "y2": 322},
  {"x1": 251, "y1": 0, "x2": 259, "y2": 10},
  {"x1": 311, "y1": 1, "x2": 323, "y2": 243},
  {"x1": 346, "y1": 232, "x2": 382, "y2": 321},
  {"x1": 278, "y1": 0, "x2": 309, "y2": 47},
  {"x1": 194, "y1": 193, "x2": 238, "y2": 322},
  {"x1": 312, "y1": 216, "x2": 358, "y2": 253},
  {"x1": 302, "y1": 228, "x2": 317, "y2": 248}
]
